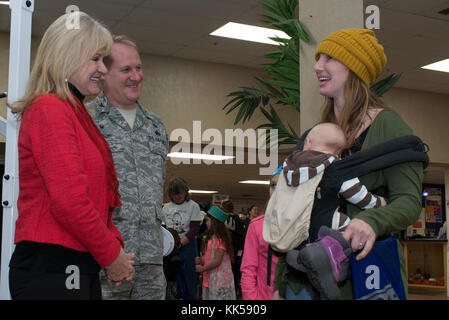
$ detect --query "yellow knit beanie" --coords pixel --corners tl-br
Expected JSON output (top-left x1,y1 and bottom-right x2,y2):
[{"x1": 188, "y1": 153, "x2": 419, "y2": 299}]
[{"x1": 315, "y1": 29, "x2": 387, "y2": 86}]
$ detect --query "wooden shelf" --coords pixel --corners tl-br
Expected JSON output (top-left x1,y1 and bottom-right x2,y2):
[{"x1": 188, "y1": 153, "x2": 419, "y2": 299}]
[
  {"x1": 401, "y1": 240, "x2": 447, "y2": 291},
  {"x1": 409, "y1": 284, "x2": 445, "y2": 290}
]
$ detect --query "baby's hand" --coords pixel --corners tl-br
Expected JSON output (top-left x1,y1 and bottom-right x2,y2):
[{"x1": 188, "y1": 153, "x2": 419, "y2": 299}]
[{"x1": 379, "y1": 196, "x2": 387, "y2": 207}]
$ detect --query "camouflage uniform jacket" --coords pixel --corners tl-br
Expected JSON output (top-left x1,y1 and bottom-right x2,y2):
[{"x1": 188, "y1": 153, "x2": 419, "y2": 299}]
[{"x1": 88, "y1": 92, "x2": 168, "y2": 265}]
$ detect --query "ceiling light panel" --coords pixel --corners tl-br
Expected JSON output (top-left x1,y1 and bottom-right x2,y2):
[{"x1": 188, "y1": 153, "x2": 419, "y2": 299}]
[
  {"x1": 421, "y1": 59, "x2": 449, "y2": 73},
  {"x1": 210, "y1": 22, "x2": 290, "y2": 45}
]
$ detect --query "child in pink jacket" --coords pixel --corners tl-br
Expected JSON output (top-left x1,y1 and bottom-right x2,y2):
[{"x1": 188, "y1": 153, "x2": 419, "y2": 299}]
[{"x1": 240, "y1": 169, "x2": 280, "y2": 300}]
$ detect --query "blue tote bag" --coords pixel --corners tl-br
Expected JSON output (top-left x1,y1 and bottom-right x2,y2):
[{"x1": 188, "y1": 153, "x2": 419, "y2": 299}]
[{"x1": 350, "y1": 237, "x2": 406, "y2": 300}]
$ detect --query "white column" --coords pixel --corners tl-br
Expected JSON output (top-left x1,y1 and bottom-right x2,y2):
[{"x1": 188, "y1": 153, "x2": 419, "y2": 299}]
[
  {"x1": 0, "y1": 0, "x2": 34, "y2": 300},
  {"x1": 298, "y1": 0, "x2": 364, "y2": 134}
]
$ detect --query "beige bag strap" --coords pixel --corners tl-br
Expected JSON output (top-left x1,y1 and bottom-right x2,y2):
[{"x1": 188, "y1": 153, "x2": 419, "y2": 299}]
[{"x1": 263, "y1": 171, "x2": 324, "y2": 252}]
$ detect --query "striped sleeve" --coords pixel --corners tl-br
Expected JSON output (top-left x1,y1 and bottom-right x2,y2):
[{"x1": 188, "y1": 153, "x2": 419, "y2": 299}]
[
  {"x1": 284, "y1": 153, "x2": 336, "y2": 186},
  {"x1": 339, "y1": 177, "x2": 382, "y2": 209}
]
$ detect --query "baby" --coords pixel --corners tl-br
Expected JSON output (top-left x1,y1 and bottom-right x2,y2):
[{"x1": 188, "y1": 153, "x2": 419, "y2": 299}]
[{"x1": 283, "y1": 122, "x2": 386, "y2": 299}]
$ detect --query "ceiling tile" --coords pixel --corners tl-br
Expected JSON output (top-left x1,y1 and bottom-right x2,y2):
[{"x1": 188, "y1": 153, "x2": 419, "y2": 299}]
[
  {"x1": 140, "y1": 0, "x2": 257, "y2": 20},
  {"x1": 379, "y1": 8, "x2": 443, "y2": 36},
  {"x1": 363, "y1": 0, "x2": 389, "y2": 6},
  {"x1": 419, "y1": 1, "x2": 449, "y2": 22},
  {"x1": 139, "y1": 41, "x2": 184, "y2": 57},
  {"x1": 34, "y1": 0, "x2": 135, "y2": 21},
  {"x1": 111, "y1": 22, "x2": 201, "y2": 46},
  {"x1": 232, "y1": 5, "x2": 269, "y2": 27},
  {"x1": 171, "y1": 46, "x2": 257, "y2": 67},
  {"x1": 98, "y1": 0, "x2": 145, "y2": 5},
  {"x1": 380, "y1": 0, "x2": 449, "y2": 14},
  {"x1": 34, "y1": 0, "x2": 82, "y2": 13},
  {"x1": 420, "y1": 22, "x2": 449, "y2": 40},
  {"x1": 190, "y1": 34, "x2": 275, "y2": 57}
]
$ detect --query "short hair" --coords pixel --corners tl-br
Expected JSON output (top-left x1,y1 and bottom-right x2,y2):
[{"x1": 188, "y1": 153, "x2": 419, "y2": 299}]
[
  {"x1": 11, "y1": 12, "x2": 112, "y2": 113},
  {"x1": 248, "y1": 205, "x2": 257, "y2": 212},
  {"x1": 221, "y1": 200, "x2": 234, "y2": 214},
  {"x1": 168, "y1": 177, "x2": 191, "y2": 202},
  {"x1": 113, "y1": 34, "x2": 138, "y2": 49},
  {"x1": 103, "y1": 34, "x2": 139, "y2": 69}
]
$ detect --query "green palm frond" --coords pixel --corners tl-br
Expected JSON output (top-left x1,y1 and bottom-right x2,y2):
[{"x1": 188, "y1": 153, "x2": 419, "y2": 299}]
[
  {"x1": 257, "y1": 105, "x2": 300, "y2": 152},
  {"x1": 370, "y1": 73, "x2": 402, "y2": 97}
]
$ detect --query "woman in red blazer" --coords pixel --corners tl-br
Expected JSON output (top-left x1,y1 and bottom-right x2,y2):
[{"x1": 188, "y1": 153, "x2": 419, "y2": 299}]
[{"x1": 8, "y1": 12, "x2": 134, "y2": 300}]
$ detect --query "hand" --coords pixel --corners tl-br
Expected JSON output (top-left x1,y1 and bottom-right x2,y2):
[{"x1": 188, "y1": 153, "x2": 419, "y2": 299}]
[
  {"x1": 195, "y1": 264, "x2": 204, "y2": 273},
  {"x1": 379, "y1": 196, "x2": 387, "y2": 207},
  {"x1": 195, "y1": 256, "x2": 201, "y2": 265},
  {"x1": 180, "y1": 236, "x2": 189, "y2": 247},
  {"x1": 105, "y1": 248, "x2": 135, "y2": 282},
  {"x1": 342, "y1": 218, "x2": 376, "y2": 261}
]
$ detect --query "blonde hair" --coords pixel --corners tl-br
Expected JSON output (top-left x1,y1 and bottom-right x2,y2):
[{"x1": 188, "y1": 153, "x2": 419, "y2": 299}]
[
  {"x1": 320, "y1": 71, "x2": 387, "y2": 152},
  {"x1": 113, "y1": 34, "x2": 138, "y2": 49},
  {"x1": 11, "y1": 12, "x2": 112, "y2": 114},
  {"x1": 103, "y1": 34, "x2": 139, "y2": 69}
]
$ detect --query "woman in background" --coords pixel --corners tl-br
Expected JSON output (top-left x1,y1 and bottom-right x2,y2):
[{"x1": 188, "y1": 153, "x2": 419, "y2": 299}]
[
  {"x1": 248, "y1": 205, "x2": 260, "y2": 220},
  {"x1": 162, "y1": 177, "x2": 202, "y2": 300}
]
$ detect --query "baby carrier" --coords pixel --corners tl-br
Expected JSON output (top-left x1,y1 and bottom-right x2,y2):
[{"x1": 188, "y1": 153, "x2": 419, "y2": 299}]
[{"x1": 263, "y1": 135, "x2": 429, "y2": 252}]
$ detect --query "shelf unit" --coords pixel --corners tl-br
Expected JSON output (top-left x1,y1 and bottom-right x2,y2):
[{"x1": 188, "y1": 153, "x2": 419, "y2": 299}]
[{"x1": 401, "y1": 240, "x2": 447, "y2": 292}]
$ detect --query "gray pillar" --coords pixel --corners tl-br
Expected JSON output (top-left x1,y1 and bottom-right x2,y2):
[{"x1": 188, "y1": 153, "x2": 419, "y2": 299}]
[{"x1": 298, "y1": 0, "x2": 364, "y2": 135}]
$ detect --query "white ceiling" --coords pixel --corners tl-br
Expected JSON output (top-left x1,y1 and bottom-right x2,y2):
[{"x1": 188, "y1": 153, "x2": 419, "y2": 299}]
[
  {"x1": 0, "y1": 0, "x2": 447, "y2": 201},
  {"x1": 369, "y1": 0, "x2": 449, "y2": 94}
]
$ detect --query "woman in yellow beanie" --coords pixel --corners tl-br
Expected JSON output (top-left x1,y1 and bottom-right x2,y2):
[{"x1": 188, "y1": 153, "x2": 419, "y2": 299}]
[
  {"x1": 273, "y1": 28, "x2": 424, "y2": 300},
  {"x1": 315, "y1": 28, "x2": 388, "y2": 149}
]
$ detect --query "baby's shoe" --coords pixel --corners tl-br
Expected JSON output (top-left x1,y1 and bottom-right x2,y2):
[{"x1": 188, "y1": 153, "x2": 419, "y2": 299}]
[{"x1": 297, "y1": 226, "x2": 352, "y2": 300}]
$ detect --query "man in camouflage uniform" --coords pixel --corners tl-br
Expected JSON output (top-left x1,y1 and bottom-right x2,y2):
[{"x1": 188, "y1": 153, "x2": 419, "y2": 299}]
[{"x1": 87, "y1": 35, "x2": 168, "y2": 300}]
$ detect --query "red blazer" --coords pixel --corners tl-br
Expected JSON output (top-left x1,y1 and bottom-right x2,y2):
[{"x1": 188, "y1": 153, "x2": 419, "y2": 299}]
[{"x1": 15, "y1": 94, "x2": 124, "y2": 267}]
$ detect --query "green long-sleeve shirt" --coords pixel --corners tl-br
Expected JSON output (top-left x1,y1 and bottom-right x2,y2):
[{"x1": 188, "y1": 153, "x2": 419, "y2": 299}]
[{"x1": 274, "y1": 110, "x2": 424, "y2": 299}]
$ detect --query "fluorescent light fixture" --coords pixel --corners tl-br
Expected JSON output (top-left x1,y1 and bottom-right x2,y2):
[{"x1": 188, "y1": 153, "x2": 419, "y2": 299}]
[
  {"x1": 167, "y1": 152, "x2": 234, "y2": 161},
  {"x1": 239, "y1": 180, "x2": 270, "y2": 185},
  {"x1": 210, "y1": 22, "x2": 290, "y2": 45},
  {"x1": 0, "y1": 1, "x2": 10, "y2": 6},
  {"x1": 421, "y1": 58, "x2": 449, "y2": 73},
  {"x1": 188, "y1": 190, "x2": 218, "y2": 194}
]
